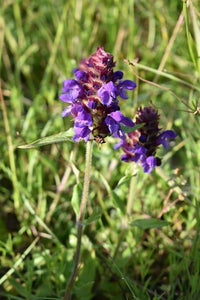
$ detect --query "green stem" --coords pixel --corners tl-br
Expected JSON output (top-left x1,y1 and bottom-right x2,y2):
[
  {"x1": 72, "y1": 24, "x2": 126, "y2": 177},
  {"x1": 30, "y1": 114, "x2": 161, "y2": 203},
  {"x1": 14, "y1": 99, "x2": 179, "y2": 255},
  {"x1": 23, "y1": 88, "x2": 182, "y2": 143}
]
[
  {"x1": 128, "y1": 60, "x2": 200, "y2": 92},
  {"x1": 63, "y1": 140, "x2": 93, "y2": 300}
]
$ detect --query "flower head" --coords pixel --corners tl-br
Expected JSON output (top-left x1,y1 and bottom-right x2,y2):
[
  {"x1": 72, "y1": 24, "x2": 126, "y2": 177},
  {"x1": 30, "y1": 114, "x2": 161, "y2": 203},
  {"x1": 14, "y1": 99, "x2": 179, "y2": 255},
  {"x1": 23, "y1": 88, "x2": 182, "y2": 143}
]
[
  {"x1": 59, "y1": 47, "x2": 136, "y2": 143},
  {"x1": 115, "y1": 106, "x2": 177, "y2": 173}
]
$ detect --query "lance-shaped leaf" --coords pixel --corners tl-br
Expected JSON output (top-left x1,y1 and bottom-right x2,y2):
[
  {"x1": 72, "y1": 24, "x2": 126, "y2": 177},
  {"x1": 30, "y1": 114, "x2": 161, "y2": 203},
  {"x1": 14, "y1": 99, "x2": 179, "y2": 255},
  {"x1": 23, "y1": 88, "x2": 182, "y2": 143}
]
[
  {"x1": 18, "y1": 128, "x2": 74, "y2": 149},
  {"x1": 84, "y1": 208, "x2": 102, "y2": 226},
  {"x1": 131, "y1": 218, "x2": 170, "y2": 230},
  {"x1": 120, "y1": 123, "x2": 145, "y2": 133}
]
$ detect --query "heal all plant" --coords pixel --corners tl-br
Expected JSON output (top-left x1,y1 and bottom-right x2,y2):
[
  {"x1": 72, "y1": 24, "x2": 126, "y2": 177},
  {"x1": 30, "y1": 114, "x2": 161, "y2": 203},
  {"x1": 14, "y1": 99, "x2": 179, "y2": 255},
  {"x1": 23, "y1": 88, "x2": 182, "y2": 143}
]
[{"x1": 59, "y1": 47, "x2": 177, "y2": 299}]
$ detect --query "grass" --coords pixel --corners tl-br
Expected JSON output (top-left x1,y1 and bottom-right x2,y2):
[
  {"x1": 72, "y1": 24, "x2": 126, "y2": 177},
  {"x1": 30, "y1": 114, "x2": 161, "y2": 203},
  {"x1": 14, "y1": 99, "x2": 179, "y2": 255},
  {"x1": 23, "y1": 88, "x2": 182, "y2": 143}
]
[{"x1": 0, "y1": 0, "x2": 200, "y2": 299}]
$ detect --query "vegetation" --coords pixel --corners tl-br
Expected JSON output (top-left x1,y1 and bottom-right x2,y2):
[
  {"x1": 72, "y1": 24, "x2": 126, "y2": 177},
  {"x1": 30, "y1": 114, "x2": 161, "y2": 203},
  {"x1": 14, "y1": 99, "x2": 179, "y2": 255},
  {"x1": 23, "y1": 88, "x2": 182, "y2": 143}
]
[{"x1": 0, "y1": 0, "x2": 200, "y2": 299}]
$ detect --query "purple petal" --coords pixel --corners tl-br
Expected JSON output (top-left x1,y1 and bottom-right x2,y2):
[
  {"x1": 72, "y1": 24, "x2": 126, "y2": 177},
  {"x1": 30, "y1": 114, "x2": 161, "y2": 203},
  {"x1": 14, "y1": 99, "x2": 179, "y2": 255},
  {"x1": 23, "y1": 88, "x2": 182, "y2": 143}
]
[
  {"x1": 70, "y1": 103, "x2": 82, "y2": 117},
  {"x1": 133, "y1": 144, "x2": 147, "y2": 155},
  {"x1": 112, "y1": 129, "x2": 125, "y2": 139},
  {"x1": 75, "y1": 110, "x2": 93, "y2": 127},
  {"x1": 61, "y1": 106, "x2": 72, "y2": 117},
  {"x1": 119, "y1": 115, "x2": 135, "y2": 127},
  {"x1": 113, "y1": 71, "x2": 124, "y2": 81},
  {"x1": 73, "y1": 125, "x2": 91, "y2": 142},
  {"x1": 107, "y1": 111, "x2": 123, "y2": 121},
  {"x1": 59, "y1": 94, "x2": 74, "y2": 103},
  {"x1": 62, "y1": 79, "x2": 78, "y2": 89},
  {"x1": 160, "y1": 130, "x2": 177, "y2": 139},
  {"x1": 88, "y1": 100, "x2": 97, "y2": 109},
  {"x1": 74, "y1": 70, "x2": 88, "y2": 82},
  {"x1": 117, "y1": 80, "x2": 137, "y2": 99},
  {"x1": 157, "y1": 130, "x2": 177, "y2": 149},
  {"x1": 141, "y1": 156, "x2": 157, "y2": 173},
  {"x1": 108, "y1": 102, "x2": 120, "y2": 112},
  {"x1": 97, "y1": 81, "x2": 117, "y2": 106},
  {"x1": 60, "y1": 79, "x2": 84, "y2": 102},
  {"x1": 121, "y1": 154, "x2": 132, "y2": 162},
  {"x1": 132, "y1": 153, "x2": 143, "y2": 162},
  {"x1": 72, "y1": 68, "x2": 78, "y2": 73},
  {"x1": 139, "y1": 135, "x2": 147, "y2": 143},
  {"x1": 98, "y1": 90, "x2": 110, "y2": 105},
  {"x1": 108, "y1": 111, "x2": 135, "y2": 127},
  {"x1": 120, "y1": 80, "x2": 137, "y2": 90},
  {"x1": 114, "y1": 139, "x2": 125, "y2": 150},
  {"x1": 105, "y1": 116, "x2": 120, "y2": 134},
  {"x1": 70, "y1": 103, "x2": 93, "y2": 126}
]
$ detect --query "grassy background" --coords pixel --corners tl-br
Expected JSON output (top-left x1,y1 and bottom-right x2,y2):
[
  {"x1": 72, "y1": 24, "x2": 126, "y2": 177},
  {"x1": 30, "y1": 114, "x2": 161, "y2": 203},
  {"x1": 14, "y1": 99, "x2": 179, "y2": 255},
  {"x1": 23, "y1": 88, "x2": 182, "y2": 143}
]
[{"x1": 0, "y1": 0, "x2": 200, "y2": 299}]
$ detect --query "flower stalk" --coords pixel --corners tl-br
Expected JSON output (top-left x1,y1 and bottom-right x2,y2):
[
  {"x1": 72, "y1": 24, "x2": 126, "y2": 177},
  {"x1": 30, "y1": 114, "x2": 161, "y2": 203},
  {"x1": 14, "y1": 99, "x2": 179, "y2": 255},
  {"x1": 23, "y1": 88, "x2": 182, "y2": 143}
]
[{"x1": 63, "y1": 140, "x2": 93, "y2": 300}]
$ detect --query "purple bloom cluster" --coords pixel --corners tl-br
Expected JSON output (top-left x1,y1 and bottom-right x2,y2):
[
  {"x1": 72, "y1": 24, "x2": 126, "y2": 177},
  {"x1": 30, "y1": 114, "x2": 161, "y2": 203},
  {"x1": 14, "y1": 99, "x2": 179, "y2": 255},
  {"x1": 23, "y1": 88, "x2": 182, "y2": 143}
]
[
  {"x1": 114, "y1": 107, "x2": 177, "y2": 173},
  {"x1": 59, "y1": 47, "x2": 136, "y2": 142}
]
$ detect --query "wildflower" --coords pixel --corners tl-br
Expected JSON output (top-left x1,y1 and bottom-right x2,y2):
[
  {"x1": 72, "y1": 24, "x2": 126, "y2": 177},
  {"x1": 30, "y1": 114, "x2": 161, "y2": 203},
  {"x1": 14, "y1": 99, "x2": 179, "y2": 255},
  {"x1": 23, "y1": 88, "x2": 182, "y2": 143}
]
[
  {"x1": 115, "y1": 106, "x2": 177, "y2": 173},
  {"x1": 59, "y1": 47, "x2": 136, "y2": 142}
]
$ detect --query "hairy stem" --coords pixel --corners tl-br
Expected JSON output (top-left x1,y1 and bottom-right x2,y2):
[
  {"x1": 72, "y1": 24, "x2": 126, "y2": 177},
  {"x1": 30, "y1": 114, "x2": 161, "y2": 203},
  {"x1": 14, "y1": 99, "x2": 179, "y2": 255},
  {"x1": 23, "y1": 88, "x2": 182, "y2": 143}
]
[{"x1": 63, "y1": 140, "x2": 93, "y2": 300}]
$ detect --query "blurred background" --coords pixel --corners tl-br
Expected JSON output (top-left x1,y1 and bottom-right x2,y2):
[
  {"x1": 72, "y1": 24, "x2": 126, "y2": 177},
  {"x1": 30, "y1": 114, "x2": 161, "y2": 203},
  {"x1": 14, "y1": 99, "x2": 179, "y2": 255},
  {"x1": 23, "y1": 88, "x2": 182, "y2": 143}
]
[{"x1": 0, "y1": 0, "x2": 200, "y2": 299}]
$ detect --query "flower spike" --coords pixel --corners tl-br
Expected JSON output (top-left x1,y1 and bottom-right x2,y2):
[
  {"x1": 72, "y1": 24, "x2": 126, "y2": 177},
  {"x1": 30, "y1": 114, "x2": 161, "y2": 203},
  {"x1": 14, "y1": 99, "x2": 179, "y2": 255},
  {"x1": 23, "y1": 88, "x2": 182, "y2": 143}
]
[
  {"x1": 115, "y1": 106, "x2": 177, "y2": 173},
  {"x1": 59, "y1": 47, "x2": 136, "y2": 143}
]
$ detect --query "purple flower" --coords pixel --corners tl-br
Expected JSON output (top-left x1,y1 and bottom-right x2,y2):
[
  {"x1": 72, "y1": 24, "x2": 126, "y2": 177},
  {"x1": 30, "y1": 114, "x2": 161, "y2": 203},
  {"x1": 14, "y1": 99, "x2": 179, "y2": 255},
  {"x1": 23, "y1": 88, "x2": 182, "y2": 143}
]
[
  {"x1": 59, "y1": 47, "x2": 137, "y2": 143},
  {"x1": 157, "y1": 130, "x2": 177, "y2": 149},
  {"x1": 73, "y1": 124, "x2": 91, "y2": 142},
  {"x1": 73, "y1": 69, "x2": 88, "y2": 82},
  {"x1": 97, "y1": 82, "x2": 117, "y2": 106},
  {"x1": 115, "y1": 106, "x2": 177, "y2": 173},
  {"x1": 61, "y1": 105, "x2": 72, "y2": 117},
  {"x1": 121, "y1": 153, "x2": 132, "y2": 162},
  {"x1": 141, "y1": 156, "x2": 157, "y2": 174},
  {"x1": 105, "y1": 111, "x2": 134, "y2": 138},
  {"x1": 59, "y1": 79, "x2": 84, "y2": 103},
  {"x1": 112, "y1": 71, "x2": 124, "y2": 81},
  {"x1": 108, "y1": 111, "x2": 135, "y2": 127},
  {"x1": 117, "y1": 80, "x2": 137, "y2": 99}
]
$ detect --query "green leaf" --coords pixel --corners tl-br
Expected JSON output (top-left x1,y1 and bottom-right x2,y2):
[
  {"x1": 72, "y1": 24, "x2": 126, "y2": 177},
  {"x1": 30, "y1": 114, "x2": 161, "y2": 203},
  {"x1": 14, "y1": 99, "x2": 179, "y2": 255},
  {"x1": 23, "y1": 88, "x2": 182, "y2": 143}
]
[
  {"x1": 120, "y1": 123, "x2": 145, "y2": 133},
  {"x1": 75, "y1": 254, "x2": 96, "y2": 300},
  {"x1": 8, "y1": 278, "x2": 27, "y2": 297},
  {"x1": 18, "y1": 128, "x2": 74, "y2": 149},
  {"x1": 111, "y1": 190, "x2": 125, "y2": 215},
  {"x1": 115, "y1": 175, "x2": 134, "y2": 189},
  {"x1": 99, "y1": 173, "x2": 125, "y2": 215},
  {"x1": 131, "y1": 218, "x2": 170, "y2": 230},
  {"x1": 84, "y1": 208, "x2": 102, "y2": 226}
]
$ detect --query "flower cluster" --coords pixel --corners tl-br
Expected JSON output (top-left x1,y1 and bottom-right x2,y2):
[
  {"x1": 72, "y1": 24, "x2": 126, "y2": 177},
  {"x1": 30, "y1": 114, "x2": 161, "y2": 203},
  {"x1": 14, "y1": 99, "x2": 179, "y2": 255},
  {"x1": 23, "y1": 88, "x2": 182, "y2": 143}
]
[
  {"x1": 114, "y1": 107, "x2": 177, "y2": 173},
  {"x1": 59, "y1": 47, "x2": 136, "y2": 142}
]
